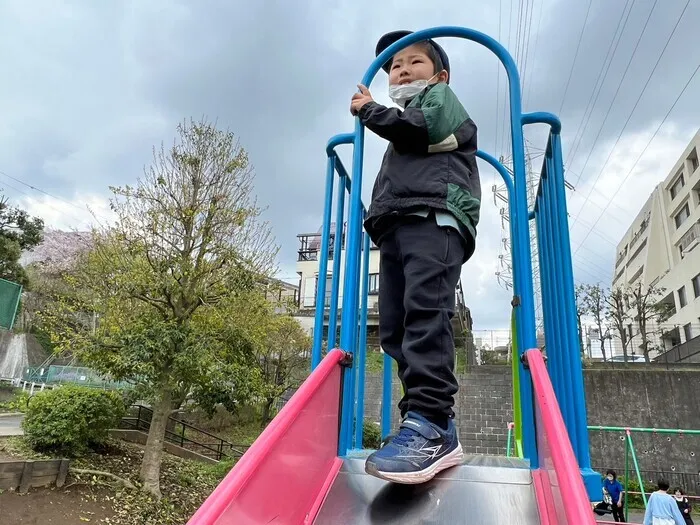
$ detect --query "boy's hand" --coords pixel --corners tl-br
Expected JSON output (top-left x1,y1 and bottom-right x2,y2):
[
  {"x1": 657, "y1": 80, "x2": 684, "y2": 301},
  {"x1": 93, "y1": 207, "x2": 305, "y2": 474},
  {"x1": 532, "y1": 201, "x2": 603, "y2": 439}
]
[{"x1": 350, "y1": 84, "x2": 374, "y2": 116}]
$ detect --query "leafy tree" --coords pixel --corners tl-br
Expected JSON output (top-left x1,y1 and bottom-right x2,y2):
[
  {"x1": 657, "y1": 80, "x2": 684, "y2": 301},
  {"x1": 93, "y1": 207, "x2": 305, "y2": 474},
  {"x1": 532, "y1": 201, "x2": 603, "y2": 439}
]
[
  {"x1": 605, "y1": 286, "x2": 631, "y2": 363},
  {"x1": 38, "y1": 119, "x2": 278, "y2": 497},
  {"x1": 0, "y1": 193, "x2": 44, "y2": 285},
  {"x1": 582, "y1": 284, "x2": 608, "y2": 362},
  {"x1": 258, "y1": 312, "x2": 311, "y2": 426}
]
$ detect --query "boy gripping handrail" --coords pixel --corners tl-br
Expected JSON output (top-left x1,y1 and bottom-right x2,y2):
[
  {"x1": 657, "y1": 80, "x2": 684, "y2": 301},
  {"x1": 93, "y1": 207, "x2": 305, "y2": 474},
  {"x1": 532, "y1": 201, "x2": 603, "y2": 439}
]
[{"x1": 350, "y1": 30, "x2": 481, "y2": 484}]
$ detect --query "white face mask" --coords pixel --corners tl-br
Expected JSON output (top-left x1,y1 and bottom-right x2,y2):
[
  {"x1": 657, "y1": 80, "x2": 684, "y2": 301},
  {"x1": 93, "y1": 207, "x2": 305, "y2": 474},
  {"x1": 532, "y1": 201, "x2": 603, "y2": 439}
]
[
  {"x1": 388, "y1": 74, "x2": 438, "y2": 106},
  {"x1": 607, "y1": 476, "x2": 614, "y2": 481},
  {"x1": 675, "y1": 495, "x2": 683, "y2": 501}
]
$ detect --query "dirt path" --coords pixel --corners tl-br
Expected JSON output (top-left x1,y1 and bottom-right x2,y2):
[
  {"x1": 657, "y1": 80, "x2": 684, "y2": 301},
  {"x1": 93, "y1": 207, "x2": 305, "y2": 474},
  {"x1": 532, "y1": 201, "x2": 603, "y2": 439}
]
[{"x1": 0, "y1": 485, "x2": 115, "y2": 524}]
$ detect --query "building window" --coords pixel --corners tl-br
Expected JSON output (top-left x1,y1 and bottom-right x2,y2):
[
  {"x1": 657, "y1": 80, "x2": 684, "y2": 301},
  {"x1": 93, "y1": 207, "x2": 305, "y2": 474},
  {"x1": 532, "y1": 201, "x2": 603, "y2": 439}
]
[
  {"x1": 675, "y1": 203, "x2": 690, "y2": 229},
  {"x1": 678, "y1": 285, "x2": 687, "y2": 308},
  {"x1": 670, "y1": 172, "x2": 685, "y2": 199},
  {"x1": 693, "y1": 273, "x2": 700, "y2": 298},
  {"x1": 689, "y1": 148, "x2": 699, "y2": 173},
  {"x1": 683, "y1": 323, "x2": 692, "y2": 342},
  {"x1": 368, "y1": 273, "x2": 379, "y2": 294}
]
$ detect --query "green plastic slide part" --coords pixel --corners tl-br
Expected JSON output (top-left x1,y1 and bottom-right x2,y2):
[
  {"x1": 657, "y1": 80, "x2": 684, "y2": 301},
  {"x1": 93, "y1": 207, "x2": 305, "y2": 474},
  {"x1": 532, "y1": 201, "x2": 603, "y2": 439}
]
[{"x1": 511, "y1": 309, "x2": 523, "y2": 458}]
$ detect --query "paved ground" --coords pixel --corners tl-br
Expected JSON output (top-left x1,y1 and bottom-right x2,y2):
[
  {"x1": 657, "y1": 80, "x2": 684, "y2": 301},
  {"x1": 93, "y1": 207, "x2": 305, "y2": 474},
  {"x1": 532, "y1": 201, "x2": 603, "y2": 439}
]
[
  {"x1": 0, "y1": 414, "x2": 24, "y2": 436},
  {"x1": 595, "y1": 509, "x2": 645, "y2": 523}
]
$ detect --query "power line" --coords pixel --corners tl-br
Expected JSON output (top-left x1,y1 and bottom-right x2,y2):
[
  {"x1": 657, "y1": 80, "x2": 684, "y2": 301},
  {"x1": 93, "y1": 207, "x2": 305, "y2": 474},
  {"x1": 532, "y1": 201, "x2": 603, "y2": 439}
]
[
  {"x1": 568, "y1": 0, "x2": 689, "y2": 232},
  {"x1": 0, "y1": 169, "x2": 111, "y2": 227},
  {"x1": 520, "y1": 0, "x2": 536, "y2": 95},
  {"x1": 572, "y1": 60, "x2": 700, "y2": 256},
  {"x1": 557, "y1": 0, "x2": 593, "y2": 115},
  {"x1": 523, "y1": 0, "x2": 546, "y2": 109},
  {"x1": 495, "y1": 0, "x2": 503, "y2": 161},
  {"x1": 565, "y1": 0, "x2": 636, "y2": 172}
]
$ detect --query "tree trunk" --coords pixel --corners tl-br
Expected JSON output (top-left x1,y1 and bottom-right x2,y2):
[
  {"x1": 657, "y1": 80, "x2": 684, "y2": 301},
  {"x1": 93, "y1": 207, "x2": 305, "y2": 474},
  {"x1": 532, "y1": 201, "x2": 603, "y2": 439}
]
[
  {"x1": 139, "y1": 387, "x2": 172, "y2": 499},
  {"x1": 577, "y1": 315, "x2": 584, "y2": 356},
  {"x1": 261, "y1": 398, "x2": 274, "y2": 428},
  {"x1": 642, "y1": 338, "x2": 650, "y2": 363},
  {"x1": 621, "y1": 332, "x2": 629, "y2": 363}
]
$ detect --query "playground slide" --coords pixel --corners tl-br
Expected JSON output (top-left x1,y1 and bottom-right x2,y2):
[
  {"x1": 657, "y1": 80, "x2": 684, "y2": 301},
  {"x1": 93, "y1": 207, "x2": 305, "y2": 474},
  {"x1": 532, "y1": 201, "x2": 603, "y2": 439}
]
[{"x1": 188, "y1": 348, "x2": 595, "y2": 524}]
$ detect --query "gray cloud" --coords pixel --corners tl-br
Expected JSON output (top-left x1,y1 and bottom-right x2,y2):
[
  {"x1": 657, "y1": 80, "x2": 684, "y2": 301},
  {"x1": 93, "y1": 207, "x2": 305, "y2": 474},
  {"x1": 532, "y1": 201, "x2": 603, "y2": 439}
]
[{"x1": 1, "y1": 0, "x2": 698, "y2": 330}]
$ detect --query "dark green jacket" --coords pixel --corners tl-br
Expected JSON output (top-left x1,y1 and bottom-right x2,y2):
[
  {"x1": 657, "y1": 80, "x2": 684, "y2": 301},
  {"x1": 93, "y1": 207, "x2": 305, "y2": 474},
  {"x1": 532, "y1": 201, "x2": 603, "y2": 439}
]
[{"x1": 359, "y1": 82, "x2": 481, "y2": 260}]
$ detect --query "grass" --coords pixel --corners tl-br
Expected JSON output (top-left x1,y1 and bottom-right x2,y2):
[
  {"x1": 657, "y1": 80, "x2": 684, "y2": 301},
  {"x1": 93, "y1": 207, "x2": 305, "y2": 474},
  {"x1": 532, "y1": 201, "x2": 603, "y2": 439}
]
[{"x1": 0, "y1": 387, "x2": 29, "y2": 413}]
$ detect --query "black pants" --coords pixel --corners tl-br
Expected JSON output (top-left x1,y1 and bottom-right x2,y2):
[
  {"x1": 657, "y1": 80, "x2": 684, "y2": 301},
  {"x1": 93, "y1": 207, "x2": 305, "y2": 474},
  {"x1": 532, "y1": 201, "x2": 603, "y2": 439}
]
[
  {"x1": 378, "y1": 216, "x2": 464, "y2": 421},
  {"x1": 610, "y1": 502, "x2": 624, "y2": 522}
]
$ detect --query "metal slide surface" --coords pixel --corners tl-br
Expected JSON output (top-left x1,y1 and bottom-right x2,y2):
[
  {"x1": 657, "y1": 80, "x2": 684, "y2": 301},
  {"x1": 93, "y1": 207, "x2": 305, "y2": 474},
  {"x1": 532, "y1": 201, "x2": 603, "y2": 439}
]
[{"x1": 313, "y1": 455, "x2": 541, "y2": 525}]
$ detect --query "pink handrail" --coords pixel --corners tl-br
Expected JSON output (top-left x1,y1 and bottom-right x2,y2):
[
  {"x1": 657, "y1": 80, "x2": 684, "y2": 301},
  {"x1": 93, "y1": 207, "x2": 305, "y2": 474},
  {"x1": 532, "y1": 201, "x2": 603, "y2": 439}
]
[
  {"x1": 188, "y1": 348, "x2": 346, "y2": 524},
  {"x1": 525, "y1": 348, "x2": 595, "y2": 525}
]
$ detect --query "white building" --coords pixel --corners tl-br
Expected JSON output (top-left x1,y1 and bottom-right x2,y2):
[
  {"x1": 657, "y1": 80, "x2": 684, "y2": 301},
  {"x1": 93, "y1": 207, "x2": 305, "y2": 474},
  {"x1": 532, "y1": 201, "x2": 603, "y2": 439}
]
[
  {"x1": 294, "y1": 223, "x2": 381, "y2": 341},
  {"x1": 611, "y1": 129, "x2": 700, "y2": 360}
]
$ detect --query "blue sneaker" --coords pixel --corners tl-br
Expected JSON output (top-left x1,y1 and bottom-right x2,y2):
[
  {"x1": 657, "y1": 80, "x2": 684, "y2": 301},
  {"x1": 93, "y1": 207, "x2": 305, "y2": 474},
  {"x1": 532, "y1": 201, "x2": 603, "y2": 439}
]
[{"x1": 365, "y1": 412, "x2": 463, "y2": 484}]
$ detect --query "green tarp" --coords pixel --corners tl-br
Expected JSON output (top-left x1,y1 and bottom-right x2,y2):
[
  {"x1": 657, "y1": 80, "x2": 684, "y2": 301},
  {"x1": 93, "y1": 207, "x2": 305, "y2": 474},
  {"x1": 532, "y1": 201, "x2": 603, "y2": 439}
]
[{"x1": 0, "y1": 278, "x2": 22, "y2": 330}]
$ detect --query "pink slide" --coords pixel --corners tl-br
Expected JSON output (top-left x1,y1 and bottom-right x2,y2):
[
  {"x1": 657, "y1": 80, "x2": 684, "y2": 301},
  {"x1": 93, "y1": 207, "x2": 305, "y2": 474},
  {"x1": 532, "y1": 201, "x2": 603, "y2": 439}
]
[
  {"x1": 188, "y1": 349, "x2": 346, "y2": 525},
  {"x1": 526, "y1": 348, "x2": 596, "y2": 525},
  {"x1": 188, "y1": 348, "x2": 597, "y2": 524}
]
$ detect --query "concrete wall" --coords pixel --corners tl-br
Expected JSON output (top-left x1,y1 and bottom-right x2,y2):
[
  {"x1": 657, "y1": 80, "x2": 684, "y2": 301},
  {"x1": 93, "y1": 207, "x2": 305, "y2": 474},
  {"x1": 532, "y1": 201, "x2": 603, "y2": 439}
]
[
  {"x1": 364, "y1": 366, "x2": 513, "y2": 456},
  {"x1": 363, "y1": 364, "x2": 700, "y2": 486}
]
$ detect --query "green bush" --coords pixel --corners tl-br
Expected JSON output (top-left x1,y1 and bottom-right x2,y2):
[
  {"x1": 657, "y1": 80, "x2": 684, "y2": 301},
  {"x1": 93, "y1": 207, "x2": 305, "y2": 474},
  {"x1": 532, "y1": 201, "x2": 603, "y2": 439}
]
[
  {"x1": 22, "y1": 385, "x2": 126, "y2": 455},
  {"x1": 362, "y1": 420, "x2": 382, "y2": 449},
  {"x1": 617, "y1": 475, "x2": 657, "y2": 509}
]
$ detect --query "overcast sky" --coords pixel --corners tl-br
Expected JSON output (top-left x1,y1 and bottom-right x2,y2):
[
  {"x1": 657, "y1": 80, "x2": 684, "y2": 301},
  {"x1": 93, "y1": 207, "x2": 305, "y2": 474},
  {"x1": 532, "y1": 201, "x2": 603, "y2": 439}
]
[{"x1": 1, "y1": 0, "x2": 698, "y2": 330}]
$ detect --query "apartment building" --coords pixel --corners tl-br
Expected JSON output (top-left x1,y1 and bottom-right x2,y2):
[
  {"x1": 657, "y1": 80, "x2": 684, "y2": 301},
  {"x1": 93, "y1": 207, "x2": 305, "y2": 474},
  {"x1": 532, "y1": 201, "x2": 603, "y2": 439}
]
[
  {"x1": 611, "y1": 129, "x2": 700, "y2": 359},
  {"x1": 294, "y1": 223, "x2": 380, "y2": 340},
  {"x1": 294, "y1": 223, "x2": 473, "y2": 349}
]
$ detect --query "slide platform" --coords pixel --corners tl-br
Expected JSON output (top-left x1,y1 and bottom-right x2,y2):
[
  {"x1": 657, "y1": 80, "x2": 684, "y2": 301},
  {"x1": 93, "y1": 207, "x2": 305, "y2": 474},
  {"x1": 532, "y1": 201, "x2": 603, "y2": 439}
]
[
  {"x1": 188, "y1": 348, "x2": 596, "y2": 524},
  {"x1": 314, "y1": 455, "x2": 539, "y2": 524}
]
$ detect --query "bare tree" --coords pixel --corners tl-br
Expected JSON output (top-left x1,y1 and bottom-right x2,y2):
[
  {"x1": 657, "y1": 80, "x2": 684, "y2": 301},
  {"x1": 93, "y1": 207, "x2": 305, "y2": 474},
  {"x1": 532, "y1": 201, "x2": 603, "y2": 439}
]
[
  {"x1": 605, "y1": 286, "x2": 631, "y2": 363},
  {"x1": 574, "y1": 284, "x2": 588, "y2": 357},
  {"x1": 582, "y1": 284, "x2": 608, "y2": 362},
  {"x1": 629, "y1": 282, "x2": 672, "y2": 363}
]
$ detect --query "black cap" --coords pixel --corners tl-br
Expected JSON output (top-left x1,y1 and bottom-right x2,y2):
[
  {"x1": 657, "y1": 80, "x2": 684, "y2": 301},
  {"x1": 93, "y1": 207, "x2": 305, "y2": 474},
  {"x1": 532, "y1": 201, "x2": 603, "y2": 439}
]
[{"x1": 375, "y1": 30, "x2": 450, "y2": 82}]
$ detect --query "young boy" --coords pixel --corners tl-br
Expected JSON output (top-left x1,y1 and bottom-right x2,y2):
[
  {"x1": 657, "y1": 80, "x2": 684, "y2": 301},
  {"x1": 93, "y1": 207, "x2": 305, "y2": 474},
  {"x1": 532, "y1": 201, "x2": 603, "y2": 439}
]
[{"x1": 349, "y1": 30, "x2": 481, "y2": 484}]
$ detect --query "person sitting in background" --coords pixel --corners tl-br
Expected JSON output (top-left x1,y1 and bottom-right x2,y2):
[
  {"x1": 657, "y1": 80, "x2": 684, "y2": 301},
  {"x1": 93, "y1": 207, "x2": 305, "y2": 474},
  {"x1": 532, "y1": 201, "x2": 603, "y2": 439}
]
[{"x1": 643, "y1": 478, "x2": 687, "y2": 525}]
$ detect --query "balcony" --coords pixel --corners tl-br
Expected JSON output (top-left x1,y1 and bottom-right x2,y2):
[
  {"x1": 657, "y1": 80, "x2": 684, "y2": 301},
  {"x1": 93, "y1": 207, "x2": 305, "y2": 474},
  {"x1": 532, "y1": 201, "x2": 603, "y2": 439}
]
[
  {"x1": 629, "y1": 217, "x2": 649, "y2": 249},
  {"x1": 297, "y1": 232, "x2": 345, "y2": 262},
  {"x1": 678, "y1": 220, "x2": 700, "y2": 257}
]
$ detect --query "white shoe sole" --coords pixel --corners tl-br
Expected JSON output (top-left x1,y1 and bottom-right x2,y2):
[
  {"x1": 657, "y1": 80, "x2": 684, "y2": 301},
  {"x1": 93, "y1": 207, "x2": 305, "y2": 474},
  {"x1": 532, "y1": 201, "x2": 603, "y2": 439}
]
[{"x1": 366, "y1": 443, "x2": 464, "y2": 485}]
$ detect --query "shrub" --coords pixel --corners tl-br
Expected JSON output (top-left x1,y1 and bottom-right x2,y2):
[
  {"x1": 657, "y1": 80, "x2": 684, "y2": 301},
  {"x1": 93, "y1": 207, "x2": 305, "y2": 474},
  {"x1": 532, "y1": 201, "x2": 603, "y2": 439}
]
[
  {"x1": 362, "y1": 420, "x2": 382, "y2": 449},
  {"x1": 22, "y1": 385, "x2": 126, "y2": 455}
]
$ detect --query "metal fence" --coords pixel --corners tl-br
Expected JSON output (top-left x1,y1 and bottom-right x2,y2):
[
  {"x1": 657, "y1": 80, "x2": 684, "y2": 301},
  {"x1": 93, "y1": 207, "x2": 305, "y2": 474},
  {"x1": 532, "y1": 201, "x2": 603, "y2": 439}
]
[
  {"x1": 120, "y1": 405, "x2": 249, "y2": 462},
  {"x1": 23, "y1": 365, "x2": 130, "y2": 390},
  {"x1": 655, "y1": 334, "x2": 700, "y2": 364},
  {"x1": 0, "y1": 278, "x2": 22, "y2": 330}
]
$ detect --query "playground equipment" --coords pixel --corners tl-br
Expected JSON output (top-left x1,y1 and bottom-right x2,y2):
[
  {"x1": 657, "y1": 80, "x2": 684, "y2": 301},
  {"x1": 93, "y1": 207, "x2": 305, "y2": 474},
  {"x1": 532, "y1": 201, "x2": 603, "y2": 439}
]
[
  {"x1": 589, "y1": 425, "x2": 700, "y2": 522},
  {"x1": 188, "y1": 26, "x2": 601, "y2": 524}
]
